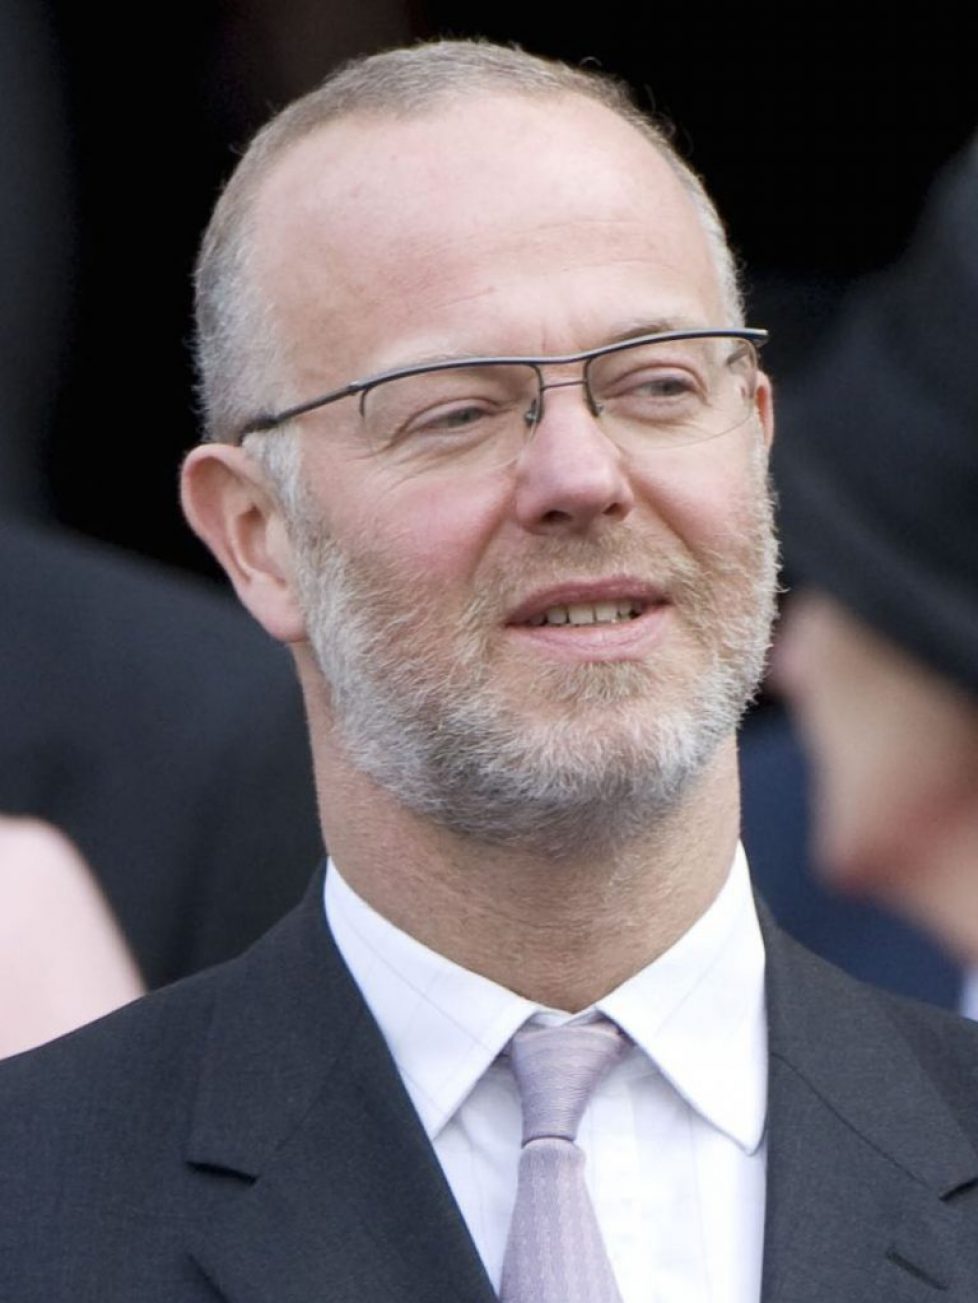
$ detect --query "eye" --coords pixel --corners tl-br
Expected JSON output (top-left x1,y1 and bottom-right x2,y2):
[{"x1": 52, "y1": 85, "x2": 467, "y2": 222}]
[
  {"x1": 364, "y1": 364, "x2": 530, "y2": 452},
  {"x1": 373, "y1": 398, "x2": 515, "y2": 455},
  {"x1": 404, "y1": 400, "x2": 498, "y2": 435},
  {"x1": 625, "y1": 369, "x2": 698, "y2": 399},
  {"x1": 591, "y1": 339, "x2": 723, "y2": 416},
  {"x1": 602, "y1": 365, "x2": 704, "y2": 411}
]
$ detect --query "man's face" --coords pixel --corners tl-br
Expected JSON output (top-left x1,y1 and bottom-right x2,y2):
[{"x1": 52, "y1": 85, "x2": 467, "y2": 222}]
[{"x1": 251, "y1": 92, "x2": 777, "y2": 852}]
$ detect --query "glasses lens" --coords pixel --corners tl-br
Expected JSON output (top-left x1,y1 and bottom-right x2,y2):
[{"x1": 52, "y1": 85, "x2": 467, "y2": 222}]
[
  {"x1": 589, "y1": 336, "x2": 759, "y2": 447},
  {"x1": 362, "y1": 363, "x2": 537, "y2": 464},
  {"x1": 356, "y1": 336, "x2": 759, "y2": 467}
]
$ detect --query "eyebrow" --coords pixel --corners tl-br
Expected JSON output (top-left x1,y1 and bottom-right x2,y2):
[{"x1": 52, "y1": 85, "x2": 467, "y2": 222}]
[
  {"x1": 603, "y1": 316, "x2": 706, "y2": 345},
  {"x1": 376, "y1": 317, "x2": 707, "y2": 373}
]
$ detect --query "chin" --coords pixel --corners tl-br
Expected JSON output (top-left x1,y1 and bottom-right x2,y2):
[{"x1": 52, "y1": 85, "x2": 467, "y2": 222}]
[{"x1": 507, "y1": 658, "x2": 662, "y2": 715}]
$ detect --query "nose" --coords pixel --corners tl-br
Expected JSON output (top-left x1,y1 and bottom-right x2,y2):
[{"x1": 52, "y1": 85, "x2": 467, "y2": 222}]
[{"x1": 512, "y1": 382, "x2": 635, "y2": 535}]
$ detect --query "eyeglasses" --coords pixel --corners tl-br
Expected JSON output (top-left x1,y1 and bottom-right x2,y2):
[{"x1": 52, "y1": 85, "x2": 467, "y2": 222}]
[{"x1": 236, "y1": 327, "x2": 769, "y2": 469}]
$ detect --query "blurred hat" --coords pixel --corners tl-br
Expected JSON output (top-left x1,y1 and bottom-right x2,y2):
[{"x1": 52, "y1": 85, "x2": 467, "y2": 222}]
[{"x1": 774, "y1": 139, "x2": 978, "y2": 697}]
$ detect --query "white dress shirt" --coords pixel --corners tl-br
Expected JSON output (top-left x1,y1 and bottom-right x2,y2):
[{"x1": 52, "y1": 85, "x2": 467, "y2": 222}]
[{"x1": 325, "y1": 847, "x2": 767, "y2": 1303}]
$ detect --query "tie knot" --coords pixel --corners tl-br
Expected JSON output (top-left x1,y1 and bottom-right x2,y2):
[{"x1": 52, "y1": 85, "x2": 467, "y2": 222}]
[{"x1": 508, "y1": 1019, "x2": 628, "y2": 1145}]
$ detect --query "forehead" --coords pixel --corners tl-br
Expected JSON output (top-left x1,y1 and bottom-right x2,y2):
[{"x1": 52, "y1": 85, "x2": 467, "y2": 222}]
[{"x1": 249, "y1": 92, "x2": 725, "y2": 373}]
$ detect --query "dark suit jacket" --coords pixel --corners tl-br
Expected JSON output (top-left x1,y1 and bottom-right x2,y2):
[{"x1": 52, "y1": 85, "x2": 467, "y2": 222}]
[
  {"x1": 1, "y1": 867, "x2": 977, "y2": 1301},
  {"x1": 0, "y1": 520, "x2": 322, "y2": 987}
]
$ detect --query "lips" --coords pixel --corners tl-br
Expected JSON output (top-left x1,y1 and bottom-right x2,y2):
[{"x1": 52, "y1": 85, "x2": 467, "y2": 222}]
[{"x1": 506, "y1": 580, "x2": 666, "y2": 629}]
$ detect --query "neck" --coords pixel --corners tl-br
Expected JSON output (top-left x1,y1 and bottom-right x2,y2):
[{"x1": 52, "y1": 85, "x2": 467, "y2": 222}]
[{"x1": 314, "y1": 731, "x2": 741, "y2": 1011}]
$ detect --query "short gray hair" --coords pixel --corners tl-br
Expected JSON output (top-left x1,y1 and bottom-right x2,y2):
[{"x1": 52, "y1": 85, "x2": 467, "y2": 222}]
[{"x1": 194, "y1": 39, "x2": 744, "y2": 463}]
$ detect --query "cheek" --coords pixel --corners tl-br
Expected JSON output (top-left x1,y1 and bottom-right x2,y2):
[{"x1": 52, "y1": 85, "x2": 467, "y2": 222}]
[
  {"x1": 324, "y1": 458, "x2": 509, "y2": 583},
  {"x1": 632, "y1": 432, "x2": 769, "y2": 553}
]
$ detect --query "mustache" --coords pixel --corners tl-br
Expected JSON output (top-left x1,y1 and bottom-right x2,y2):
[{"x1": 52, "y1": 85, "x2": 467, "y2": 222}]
[
  {"x1": 465, "y1": 527, "x2": 771, "y2": 628},
  {"x1": 469, "y1": 533, "x2": 701, "y2": 614}
]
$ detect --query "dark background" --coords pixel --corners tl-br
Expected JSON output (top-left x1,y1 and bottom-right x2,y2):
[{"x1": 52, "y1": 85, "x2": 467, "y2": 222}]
[{"x1": 5, "y1": 1, "x2": 975, "y2": 579}]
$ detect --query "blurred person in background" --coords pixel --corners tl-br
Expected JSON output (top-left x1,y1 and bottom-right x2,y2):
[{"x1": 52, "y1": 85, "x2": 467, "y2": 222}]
[
  {"x1": 0, "y1": 520, "x2": 323, "y2": 989},
  {"x1": 0, "y1": 0, "x2": 322, "y2": 992},
  {"x1": 774, "y1": 138, "x2": 978, "y2": 1008}
]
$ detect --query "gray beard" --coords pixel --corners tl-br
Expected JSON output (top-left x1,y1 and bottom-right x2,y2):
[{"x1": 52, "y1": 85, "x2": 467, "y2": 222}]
[{"x1": 289, "y1": 469, "x2": 779, "y2": 860}]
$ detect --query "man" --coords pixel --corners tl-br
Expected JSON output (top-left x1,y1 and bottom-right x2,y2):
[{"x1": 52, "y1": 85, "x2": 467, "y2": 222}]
[{"x1": 1, "y1": 41, "x2": 977, "y2": 1302}]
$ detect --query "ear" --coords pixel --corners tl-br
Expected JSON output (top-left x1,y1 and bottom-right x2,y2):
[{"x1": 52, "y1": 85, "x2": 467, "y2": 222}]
[
  {"x1": 180, "y1": 443, "x2": 307, "y2": 644},
  {"x1": 756, "y1": 370, "x2": 775, "y2": 449}
]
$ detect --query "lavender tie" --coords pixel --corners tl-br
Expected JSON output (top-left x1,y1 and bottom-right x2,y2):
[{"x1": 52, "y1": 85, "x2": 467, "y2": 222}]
[{"x1": 499, "y1": 1019, "x2": 629, "y2": 1303}]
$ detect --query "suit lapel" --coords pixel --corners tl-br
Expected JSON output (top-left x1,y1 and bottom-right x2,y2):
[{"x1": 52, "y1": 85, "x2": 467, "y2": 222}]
[
  {"x1": 760, "y1": 910, "x2": 978, "y2": 1301},
  {"x1": 182, "y1": 872, "x2": 978, "y2": 1300},
  {"x1": 185, "y1": 869, "x2": 495, "y2": 1303}
]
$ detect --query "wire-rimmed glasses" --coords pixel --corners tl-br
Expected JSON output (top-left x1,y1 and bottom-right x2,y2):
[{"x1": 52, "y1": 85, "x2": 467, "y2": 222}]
[{"x1": 235, "y1": 328, "x2": 768, "y2": 469}]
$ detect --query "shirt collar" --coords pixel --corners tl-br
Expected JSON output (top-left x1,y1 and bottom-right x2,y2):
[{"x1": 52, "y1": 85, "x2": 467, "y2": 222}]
[{"x1": 325, "y1": 846, "x2": 766, "y2": 1154}]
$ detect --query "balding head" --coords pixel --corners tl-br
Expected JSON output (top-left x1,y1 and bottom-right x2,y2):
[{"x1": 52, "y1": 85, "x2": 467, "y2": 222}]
[{"x1": 194, "y1": 40, "x2": 743, "y2": 451}]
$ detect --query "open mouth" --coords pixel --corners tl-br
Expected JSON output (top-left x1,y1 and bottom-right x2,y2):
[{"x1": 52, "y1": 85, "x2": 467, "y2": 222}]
[{"x1": 525, "y1": 599, "x2": 646, "y2": 628}]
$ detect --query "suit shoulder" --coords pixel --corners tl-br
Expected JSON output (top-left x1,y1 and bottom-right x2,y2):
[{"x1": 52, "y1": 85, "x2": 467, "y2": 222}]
[
  {"x1": 771, "y1": 911, "x2": 978, "y2": 1049},
  {"x1": 0, "y1": 954, "x2": 249, "y2": 1299},
  {"x1": 873, "y1": 984, "x2": 978, "y2": 1116},
  {"x1": 764, "y1": 913, "x2": 978, "y2": 1144},
  {"x1": 0, "y1": 957, "x2": 224, "y2": 1113}
]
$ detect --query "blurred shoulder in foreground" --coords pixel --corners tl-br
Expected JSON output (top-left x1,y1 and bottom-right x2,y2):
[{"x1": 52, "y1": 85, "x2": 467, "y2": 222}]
[
  {"x1": 0, "y1": 816, "x2": 142, "y2": 1058},
  {"x1": 0, "y1": 519, "x2": 322, "y2": 988}
]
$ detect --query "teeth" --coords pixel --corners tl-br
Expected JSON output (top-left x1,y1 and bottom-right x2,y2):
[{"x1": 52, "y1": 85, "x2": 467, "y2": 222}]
[
  {"x1": 530, "y1": 600, "x2": 644, "y2": 627},
  {"x1": 568, "y1": 605, "x2": 594, "y2": 626}
]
